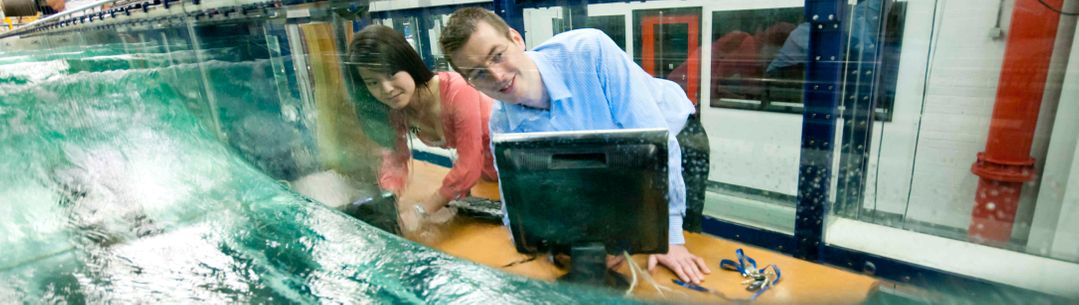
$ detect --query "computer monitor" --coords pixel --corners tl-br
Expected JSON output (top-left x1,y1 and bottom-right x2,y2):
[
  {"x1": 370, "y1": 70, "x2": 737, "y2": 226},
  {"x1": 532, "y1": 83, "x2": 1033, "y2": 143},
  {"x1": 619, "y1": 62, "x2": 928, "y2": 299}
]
[{"x1": 493, "y1": 128, "x2": 670, "y2": 287}]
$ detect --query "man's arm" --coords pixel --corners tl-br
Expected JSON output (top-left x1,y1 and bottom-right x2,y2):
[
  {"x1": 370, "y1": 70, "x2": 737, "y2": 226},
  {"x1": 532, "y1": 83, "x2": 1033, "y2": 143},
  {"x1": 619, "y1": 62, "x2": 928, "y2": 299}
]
[
  {"x1": 589, "y1": 29, "x2": 686, "y2": 245},
  {"x1": 589, "y1": 29, "x2": 712, "y2": 284}
]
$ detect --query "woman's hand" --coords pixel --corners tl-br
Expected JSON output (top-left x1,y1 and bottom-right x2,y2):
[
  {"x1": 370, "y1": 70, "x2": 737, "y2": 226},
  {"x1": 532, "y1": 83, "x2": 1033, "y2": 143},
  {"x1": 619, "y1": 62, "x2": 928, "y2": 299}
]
[
  {"x1": 401, "y1": 193, "x2": 456, "y2": 233},
  {"x1": 421, "y1": 193, "x2": 456, "y2": 224},
  {"x1": 419, "y1": 192, "x2": 452, "y2": 215}
]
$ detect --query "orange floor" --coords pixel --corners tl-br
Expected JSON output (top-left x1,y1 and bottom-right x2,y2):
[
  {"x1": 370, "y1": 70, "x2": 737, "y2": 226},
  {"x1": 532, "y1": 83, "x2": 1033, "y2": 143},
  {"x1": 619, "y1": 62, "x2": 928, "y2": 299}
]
[{"x1": 398, "y1": 161, "x2": 879, "y2": 304}]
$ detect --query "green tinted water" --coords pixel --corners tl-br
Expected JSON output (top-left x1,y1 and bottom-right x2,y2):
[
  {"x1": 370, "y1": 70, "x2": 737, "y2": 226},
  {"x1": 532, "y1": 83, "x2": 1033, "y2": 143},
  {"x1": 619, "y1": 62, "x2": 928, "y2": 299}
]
[{"x1": 0, "y1": 38, "x2": 634, "y2": 304}]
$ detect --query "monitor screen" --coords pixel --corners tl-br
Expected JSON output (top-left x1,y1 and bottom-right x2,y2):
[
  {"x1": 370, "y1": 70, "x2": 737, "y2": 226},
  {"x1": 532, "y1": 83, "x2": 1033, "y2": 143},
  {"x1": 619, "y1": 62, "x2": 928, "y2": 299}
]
[{"x1": 493, "y1": 128, "x2": 670, "y2": 255}]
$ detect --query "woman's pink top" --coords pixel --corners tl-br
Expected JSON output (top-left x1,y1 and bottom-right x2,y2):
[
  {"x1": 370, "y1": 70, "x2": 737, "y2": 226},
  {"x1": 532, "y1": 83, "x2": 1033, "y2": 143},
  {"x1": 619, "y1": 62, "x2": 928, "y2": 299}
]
[{"x1": 379, "y1": 72, "x2": 497, "y2": 200}]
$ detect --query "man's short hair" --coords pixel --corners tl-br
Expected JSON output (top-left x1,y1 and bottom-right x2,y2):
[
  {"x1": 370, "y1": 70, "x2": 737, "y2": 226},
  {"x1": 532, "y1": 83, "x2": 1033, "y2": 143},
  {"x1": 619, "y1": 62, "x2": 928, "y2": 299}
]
[{"x1": 439, "y1": 7, "x2": 513, "y2": 64}]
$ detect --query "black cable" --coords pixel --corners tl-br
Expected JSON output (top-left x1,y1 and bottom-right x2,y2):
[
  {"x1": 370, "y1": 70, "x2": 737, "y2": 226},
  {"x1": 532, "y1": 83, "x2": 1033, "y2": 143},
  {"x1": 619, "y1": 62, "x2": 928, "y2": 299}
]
[{"x1": 1038, "y1": 0, "x2": 1079, "y2": 16}]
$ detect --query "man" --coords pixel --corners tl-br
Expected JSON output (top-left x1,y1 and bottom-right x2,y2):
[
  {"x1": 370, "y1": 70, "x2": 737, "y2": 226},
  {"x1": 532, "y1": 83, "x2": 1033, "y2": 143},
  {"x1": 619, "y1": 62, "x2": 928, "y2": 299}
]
[{"x1": 440, "y1": 7, "x2": 711, "y2": 284}]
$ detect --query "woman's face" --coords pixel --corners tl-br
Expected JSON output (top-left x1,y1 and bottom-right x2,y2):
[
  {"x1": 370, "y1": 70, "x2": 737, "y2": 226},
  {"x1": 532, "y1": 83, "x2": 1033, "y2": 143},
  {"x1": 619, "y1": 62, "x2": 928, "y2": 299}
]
[{"x1": 358, "y1": 68, "x2": 416, "y2": 110}]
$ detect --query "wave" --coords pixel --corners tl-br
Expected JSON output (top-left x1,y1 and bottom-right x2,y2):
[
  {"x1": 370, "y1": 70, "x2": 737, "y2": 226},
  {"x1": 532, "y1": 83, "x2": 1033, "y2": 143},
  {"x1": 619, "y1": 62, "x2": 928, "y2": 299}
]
[{"x1": 0, "y1": 43, "x2": 634, "y2": 303}]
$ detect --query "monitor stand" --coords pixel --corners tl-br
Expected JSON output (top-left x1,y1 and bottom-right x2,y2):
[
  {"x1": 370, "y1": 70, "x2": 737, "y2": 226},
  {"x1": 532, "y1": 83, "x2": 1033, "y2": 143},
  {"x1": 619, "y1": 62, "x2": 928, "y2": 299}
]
[{"x1": 559, "y1": 242, "x2": 629, "y2": 289}]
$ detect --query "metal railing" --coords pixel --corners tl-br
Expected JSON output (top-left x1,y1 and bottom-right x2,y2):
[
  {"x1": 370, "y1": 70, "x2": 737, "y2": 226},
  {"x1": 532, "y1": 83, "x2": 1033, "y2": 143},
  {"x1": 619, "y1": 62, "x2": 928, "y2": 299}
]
[
  {"x1": 0, "y1": 0, "x2": 117, "y2": 39},
  {"x1": 0, "y1": 0, "x2": 284, "y2": 39}
]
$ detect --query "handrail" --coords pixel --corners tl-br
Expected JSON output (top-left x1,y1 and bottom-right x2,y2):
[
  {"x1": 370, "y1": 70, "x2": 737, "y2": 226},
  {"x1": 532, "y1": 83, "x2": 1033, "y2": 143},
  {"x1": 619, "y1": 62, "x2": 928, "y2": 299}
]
[
  {"x1": 0, "y1": 0, "x2": 119, "y2": 39},
  {"x1": 0, "y1": 0, "x2": 286, "y2": 40}
]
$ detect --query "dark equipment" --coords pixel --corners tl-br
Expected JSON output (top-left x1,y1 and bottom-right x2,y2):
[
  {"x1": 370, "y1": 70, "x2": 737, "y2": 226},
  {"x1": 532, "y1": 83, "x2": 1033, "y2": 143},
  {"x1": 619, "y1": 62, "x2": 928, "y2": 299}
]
[{"x1": 493, "y1": 128, "x2": 670, "y2": 289}]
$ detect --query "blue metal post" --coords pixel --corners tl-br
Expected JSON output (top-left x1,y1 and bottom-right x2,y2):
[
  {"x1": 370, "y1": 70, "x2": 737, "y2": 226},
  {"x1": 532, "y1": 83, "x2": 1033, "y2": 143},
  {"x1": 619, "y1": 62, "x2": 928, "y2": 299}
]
[{"x1": 795, "y1": 0, "x2": 847, "y2": 261}]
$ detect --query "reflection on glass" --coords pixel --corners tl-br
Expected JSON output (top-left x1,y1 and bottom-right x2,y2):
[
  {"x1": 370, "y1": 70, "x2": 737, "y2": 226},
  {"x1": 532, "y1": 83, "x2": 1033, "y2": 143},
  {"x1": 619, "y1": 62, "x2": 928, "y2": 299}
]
[
  {"x1": 2, "y1": 0, "x2": 1078, "y2": 303},
  {"x1": 709, "y1": 8, "x2": 803, "y2": 112},
  {"x1": 826, "y1": 0, "x2": 1078, "y2": 301},
  {"x1": 0, "y1": 2, "x2": 642, "y2": 303},
  {"x1": 634, "y1": 7, "x2": 702, "y2": 105}
]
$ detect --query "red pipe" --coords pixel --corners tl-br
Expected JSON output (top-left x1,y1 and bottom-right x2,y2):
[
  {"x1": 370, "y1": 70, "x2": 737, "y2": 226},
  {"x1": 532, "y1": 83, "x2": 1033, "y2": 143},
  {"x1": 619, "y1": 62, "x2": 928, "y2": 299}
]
[{"x1": 969, "y1": 0, "x2": 1064, "y2": 244}]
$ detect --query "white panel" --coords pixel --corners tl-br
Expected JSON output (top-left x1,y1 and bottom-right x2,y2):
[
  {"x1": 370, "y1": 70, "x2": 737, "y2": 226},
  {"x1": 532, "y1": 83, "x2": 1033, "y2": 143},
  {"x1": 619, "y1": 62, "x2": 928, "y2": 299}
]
[
  {"x1": 896, "y1": 0, "x2": 1011, "y2": 229},
  {"x1": 1047, "y1": 19, "x2": 1079, "y2": 262},
  {"x1": 826, "y1": 217, "x2": 1079, "y2": 297},
  {"x1": 1050, "y1": 141, "x2": 1079, "y2": 261},
  {"x1": 863, "y1": 0, "x2": 951, "y2": 215},
  {"x1": 704, "y1": 109, "x2": 803, "y2": 195},
  {"x1": 522, "y1": 7, "x2": 560, "y2": 50}
]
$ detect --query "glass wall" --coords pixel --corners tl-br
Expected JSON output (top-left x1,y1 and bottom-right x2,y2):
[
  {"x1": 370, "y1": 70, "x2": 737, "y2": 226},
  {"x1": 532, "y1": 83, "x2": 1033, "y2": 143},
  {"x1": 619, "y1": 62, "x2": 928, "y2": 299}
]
[
  {"x1": 2, "y1": 0, "x2": 1078, "y2": 303},
  {"x1": 542, "y1": 2, "x2": 813, "y2": 235},
  {"x1": 521, "y1": 0, "x2": 1079, "y2": 302},
  {"x1": 0, "y1": 0, "x2": 632, "y2": 303},
  {"x1": 825, "y1": 0, "x2": 1079, "y2": 300}
]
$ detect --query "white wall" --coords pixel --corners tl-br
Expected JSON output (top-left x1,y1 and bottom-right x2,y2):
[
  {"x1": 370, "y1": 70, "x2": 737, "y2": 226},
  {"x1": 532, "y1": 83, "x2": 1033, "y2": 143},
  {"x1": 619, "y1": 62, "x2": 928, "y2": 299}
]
[
  {"x1": 826, "y1": 217, "x2": 1079, "y2": 298},
  {"x1": 1043, "y1": 17, "x2": 1079, "y2": 261},
  {"x1": 523, "y1": 7, "x2": 562, "y2": 49},
  {"x1": 899, "y1": 0, "x2": 1076, "y2": 235},
  {"x1": 1050, "y1": 141, "x2": 1079, "y2": 261},
  {"x1": 898, "y1": 0, "x2": 1014, "y2": 229}
]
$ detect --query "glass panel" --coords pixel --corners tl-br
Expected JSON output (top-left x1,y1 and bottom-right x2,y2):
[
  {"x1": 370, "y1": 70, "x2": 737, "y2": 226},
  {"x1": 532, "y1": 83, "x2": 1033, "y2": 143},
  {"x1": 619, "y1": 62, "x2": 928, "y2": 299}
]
[
  {"x1": 710, "y1": 8, "x2": 804, "y2": 112},
  {"x1": 586, "y1": 15, "x2": 626, "y2": 50},
  {"x1": 0, "y1": 2, "x2": 632, "y2": 303},
  {"x1": 5, "y1": 0, "x2": 1079, "y2": 303},
  {"x1": 830, "y1": 0, "x2": 1079, "y2": 262},
  {"x1": 544, "y1": 3, "x2": 805, "y2": 235},
  {"x1": 701, "y1": 6, "x2": 803, "y2": 235},
  {"x1": 426, "y1": 13, "x2": 453, "y2": 71},
  {"x1": 826, "y1": 0, "x2": 1079, "y2": 301}
]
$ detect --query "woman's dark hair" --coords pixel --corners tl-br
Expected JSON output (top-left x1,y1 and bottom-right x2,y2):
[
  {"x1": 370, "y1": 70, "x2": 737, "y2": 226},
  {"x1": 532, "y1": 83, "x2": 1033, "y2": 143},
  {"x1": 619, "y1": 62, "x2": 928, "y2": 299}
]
[
  {"x1": 348, "y1": 24, "x2": 434, "y2": 90},
  {"x1": 346, "y1": 25, "x2": 434, "y2": 148}
]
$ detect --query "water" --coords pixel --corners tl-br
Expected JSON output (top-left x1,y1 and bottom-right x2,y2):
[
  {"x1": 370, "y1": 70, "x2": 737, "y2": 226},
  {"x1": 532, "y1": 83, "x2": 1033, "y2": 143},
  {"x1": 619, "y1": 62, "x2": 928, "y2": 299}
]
[{"x1": 0, "y1": 41, "x2": 635, "y2": 303}]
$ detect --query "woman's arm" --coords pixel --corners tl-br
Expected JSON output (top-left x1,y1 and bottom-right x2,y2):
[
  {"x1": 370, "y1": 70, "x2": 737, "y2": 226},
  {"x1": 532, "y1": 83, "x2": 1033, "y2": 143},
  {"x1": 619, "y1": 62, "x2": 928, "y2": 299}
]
[
  {"x1": 435, "y1": 79, "x2": 488, "y2": 203},
  {"x1": 378, "y1": 114, "x2": 411, "y2": 194}
]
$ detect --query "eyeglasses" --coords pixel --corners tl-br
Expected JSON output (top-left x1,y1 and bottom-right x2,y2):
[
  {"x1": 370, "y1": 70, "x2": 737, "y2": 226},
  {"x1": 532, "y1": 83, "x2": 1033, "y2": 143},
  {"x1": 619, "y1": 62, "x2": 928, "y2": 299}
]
[{"x1": 463, "y1": 45, "x2": 507, "y2": 83}]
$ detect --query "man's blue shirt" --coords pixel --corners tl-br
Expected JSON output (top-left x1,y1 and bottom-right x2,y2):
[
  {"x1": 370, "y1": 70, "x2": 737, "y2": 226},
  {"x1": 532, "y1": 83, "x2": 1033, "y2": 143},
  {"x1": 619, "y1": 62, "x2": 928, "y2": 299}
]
[{"x1": 490, "y1": 29, "x2": 696, "y2": 244}]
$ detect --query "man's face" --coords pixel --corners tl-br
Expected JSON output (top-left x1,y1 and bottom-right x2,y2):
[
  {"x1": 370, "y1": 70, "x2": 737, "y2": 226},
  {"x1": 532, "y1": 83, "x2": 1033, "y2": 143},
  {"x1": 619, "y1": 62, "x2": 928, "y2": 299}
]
[{"x1": 449, "y1": 21, "x2": 543, "y2": 106}]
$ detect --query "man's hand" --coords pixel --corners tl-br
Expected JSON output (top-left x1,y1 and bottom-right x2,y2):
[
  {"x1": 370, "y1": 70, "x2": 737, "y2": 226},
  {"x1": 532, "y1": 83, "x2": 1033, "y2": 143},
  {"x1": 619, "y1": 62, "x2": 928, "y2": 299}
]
[{"x1": 649, "y1": 244, "x2": 712, "y2": 284}]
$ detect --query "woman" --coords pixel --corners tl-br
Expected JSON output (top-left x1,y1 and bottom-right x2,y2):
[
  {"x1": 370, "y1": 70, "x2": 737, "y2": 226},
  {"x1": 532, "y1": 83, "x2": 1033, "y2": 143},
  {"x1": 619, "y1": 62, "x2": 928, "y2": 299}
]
[{"x1": 347, "y1": 25, "x2": 496, "y2": 226}]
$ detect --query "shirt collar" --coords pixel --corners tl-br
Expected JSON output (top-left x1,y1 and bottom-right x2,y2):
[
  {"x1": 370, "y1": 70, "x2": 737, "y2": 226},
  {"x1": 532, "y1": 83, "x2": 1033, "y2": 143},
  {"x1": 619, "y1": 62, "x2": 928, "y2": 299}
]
[
  {"x1": 503, "y1": 51, "x2": 572, "y2": 131},
  {"x1": 527, "y1": 51, "x2": 572, "y2": 102}
]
